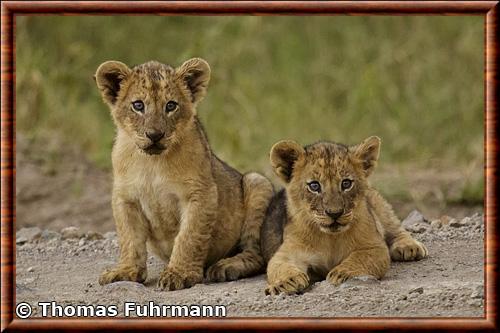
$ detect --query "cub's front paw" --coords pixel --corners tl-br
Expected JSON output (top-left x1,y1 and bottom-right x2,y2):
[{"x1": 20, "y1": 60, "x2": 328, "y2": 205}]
[
  {"x1": 157, "y1": 267, "x2": 203, "y2": 291},
  {"x1": 390, "y1": 238, "x2": 428, "y2": 261},
  {"x1": 327, "y1": 267, "x2": 360, "y2": 286},
  {"x1": 98, "y1": 265, "x2": 146, "y2": 285},
  {"x1": 206, "y1": 259, "x2": 242, "y2": 282},
  {"x1": 265, "y1": 272, "x2": 310, "y2": 296}
]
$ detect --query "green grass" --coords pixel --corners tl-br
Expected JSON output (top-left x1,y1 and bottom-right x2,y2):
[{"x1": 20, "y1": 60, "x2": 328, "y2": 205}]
[{"x1": 15, "y1": 16, "x2": 484, "y2": 202}]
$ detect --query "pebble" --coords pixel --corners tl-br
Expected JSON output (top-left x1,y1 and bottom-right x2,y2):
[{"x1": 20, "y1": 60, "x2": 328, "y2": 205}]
[
  {"x1": 450, "y1": 219, "x2": 466, "y2": 228},
  {"x1": 467, "y1": 299, "x2": 483, "y2": 307},
  {"x1": 104, "y1": 232, "x2": 117, "y2": 240},
  {"x1": 85, "y1": 231, "x2": 104, "y2": 241},
  {"x1": 409, "y1": 287, "x2": 424, "y2": 294},
  {"x1": 402, "y1": 210, "x2": 428, "y2": 229},
  {"x1": 16, "y1": 227, "x2": 42, "y2": 244},
  {"x1": 40, "y1": 230, "x2": 60, "y2": 241},
  {"x1": 16, "y1": 283, "x2": 34, "y2": 293},
  {"x1": 61, "y1": 226, "x2": 84, "y2": 239},
  {"x1": 27, "y1": 266, "x2": 34, "y2": 272},
  {"x1": 470, "y1": 285, "x2": 484, "y2": 299},
  {"x1": 430, "y1": 220, "x2": 442, "y2": 229},
  {"x1": 406, "y1": 223, "x2": 429, "y2": 234},
  {"x1": 16, "y1": 236, "x2": 28, "y2": 245}
]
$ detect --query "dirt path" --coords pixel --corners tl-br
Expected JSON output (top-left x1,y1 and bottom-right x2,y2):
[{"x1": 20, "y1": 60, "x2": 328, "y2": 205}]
[
  {"x1": 15, "y1": 212, "x2": 484, "y2": 318},
  {"x1": 16, "y1": 134, "x2": 113, "y2": 233}
]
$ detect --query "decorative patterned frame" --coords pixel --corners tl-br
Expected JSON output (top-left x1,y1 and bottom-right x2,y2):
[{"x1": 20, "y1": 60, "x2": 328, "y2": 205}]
[{"x1": 1, "y1": 1, "x2": 497, "y2": 331}]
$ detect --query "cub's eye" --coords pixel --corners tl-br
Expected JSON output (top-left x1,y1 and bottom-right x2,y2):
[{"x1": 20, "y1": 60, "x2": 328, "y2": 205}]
[
  {"x1": 132, "y1": 100, "x2": 144, "y2": 113},
  {"x1": 341, "y1": 179, "x2": 353, "y2": 190},
  {"x1": 165, "y1": 101, "x2": 178, "y2": 113},
  {"x1": 307, "y1": 181, "x2": 322, "y2": 193}
]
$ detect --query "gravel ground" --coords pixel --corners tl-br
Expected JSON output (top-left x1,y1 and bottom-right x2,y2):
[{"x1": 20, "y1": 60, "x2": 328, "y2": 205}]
[{"x1": 15, "y1": 211, "x2": 484, "y2": 318}]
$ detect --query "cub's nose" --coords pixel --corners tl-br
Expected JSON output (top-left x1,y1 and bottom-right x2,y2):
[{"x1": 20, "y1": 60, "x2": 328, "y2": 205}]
[
  {"x1": 146, "y1": 131, "x2": 165, "y2": 143},
  {"x1": 325, "y1": 209, "x2": 343, "y2": 222}
]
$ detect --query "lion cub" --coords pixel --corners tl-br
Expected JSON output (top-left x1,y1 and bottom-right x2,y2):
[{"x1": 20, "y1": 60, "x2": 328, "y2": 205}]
[
  {"x1": 261, "y1": 136, "x2": 428, "y2": 295},
  {"x1": 95, "y1": 58, "x2": 273, "y2": 290}
]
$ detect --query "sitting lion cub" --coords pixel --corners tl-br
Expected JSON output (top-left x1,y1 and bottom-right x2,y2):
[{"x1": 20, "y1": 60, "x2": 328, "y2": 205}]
[
  {"x1": 261, "y1": 137, "x2": 428, "y2": 295},
  {"x1": 95, "y1": 58, "x2": 273, "y2": 290}
]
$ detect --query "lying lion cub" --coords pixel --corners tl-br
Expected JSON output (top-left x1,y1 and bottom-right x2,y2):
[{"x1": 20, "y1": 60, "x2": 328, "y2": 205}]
[
  {"x1": 261, "y1": 136, "x2": 428, "y2": 295},
  {"x1": 95, "y1": 58, "x2": 273, "y2": 290}
]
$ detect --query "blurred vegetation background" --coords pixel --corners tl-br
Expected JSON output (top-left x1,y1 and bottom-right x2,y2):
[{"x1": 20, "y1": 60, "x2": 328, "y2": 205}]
[{"x1": 16, "y1": 16, "x2": 483, "y2": 215}]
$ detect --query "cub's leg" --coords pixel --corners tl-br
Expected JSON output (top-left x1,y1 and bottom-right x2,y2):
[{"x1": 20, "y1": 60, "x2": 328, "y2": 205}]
[
  {"x1": 367, "y1": 190, "x2": 428, "y2": 261},
  {"x1": 264, "y1": 243, "x2": 310, "y2": 295},
  {"x1": 206, "y1": 173, "x2": 273, "y2": 282},
  {"x1": 327, "y1": 246, "x2": 390, "y2": 286},
  {"x1": 99, "y1": 197, "x2": 149, "y2": 285},
  {"x1": 157, "y1": 185, "x2": 218, "y2": 291}
]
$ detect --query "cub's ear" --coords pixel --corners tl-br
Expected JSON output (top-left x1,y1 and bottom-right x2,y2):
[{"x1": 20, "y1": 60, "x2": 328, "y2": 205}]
[
  {"x1": 351, "y1": 136, "x2": 381, "y2": 176},
  {"x1": 176, "y1": 58, "x2": 211, "y2": 105},
  {"x1": 270, "y1": 140, "x2": 305, "y2": 183},
  {"x1": 95, "y1": 61, "x2": 131, "y2": 106}
]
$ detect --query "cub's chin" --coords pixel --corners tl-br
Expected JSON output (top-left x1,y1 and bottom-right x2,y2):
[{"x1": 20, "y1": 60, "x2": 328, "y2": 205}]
[
  {"x1": 316, "y1": 217, "x2": 353, "y2": 235},
  {"x1": 140, "y1": 143, "x2": 167, "y2": 156}
]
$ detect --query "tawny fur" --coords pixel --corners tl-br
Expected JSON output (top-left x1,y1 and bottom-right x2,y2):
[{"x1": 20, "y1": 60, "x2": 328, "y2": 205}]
[
  {"x1": 94, "y1": 58, "x2": 273, "y2": 290},
  {"x1": 261, "y1": 137, "x2": 428, "y2": 295}
]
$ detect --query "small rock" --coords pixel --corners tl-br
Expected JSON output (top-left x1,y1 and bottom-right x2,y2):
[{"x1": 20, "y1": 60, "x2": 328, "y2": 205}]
[
  {"x1": 16, "y1": 283, "x2": 34, "y2": 294},
  {"x1": 402, "y1": 210, "x2": 428, "y2": 230},
  {"x1": 471, "y1": 285, "x2": 484, "y2": 299},
  {"x1": 16, "y1": 236, "x2": 28, "y2": 245},
  {"x1": 40, "y1": 230, "x2": 60, "y2": 241},
  {"x1": 406, "y1": 223, "x2": 429, "y2": 234},
  {"x1": 449, "y1": 219, "x2": 465, "y2": 228},
  {"x1": 104, "y1": 232, "x2": 116, "y2": 240},
  {"x1": 61, "y1": 226, "x2": 84, "y2": 239},
  {"x1": 461, "y1": 217, "x2": 472, "y2": 225},
  {"x1": 78, "y1": 238, "x2": 86, "y2": 247},
  {"x1": 16, "y1": 227, "x2": 42, "y2": 243},
  {"x1": 430, "y1": 220, "x2": 442, "y2": 229},
  {"x1": 27, "y1": 266, "x2": 34, "y2": 273},
  {"x1": 409, "y1": 287, "x2": 424, "y2": 294},
  {"x1": 467, "y1": 299, "x2": 483, "y2": 307},
  {"x1": 85, "y1": 231, "x2": 104, "y2": 241}
]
